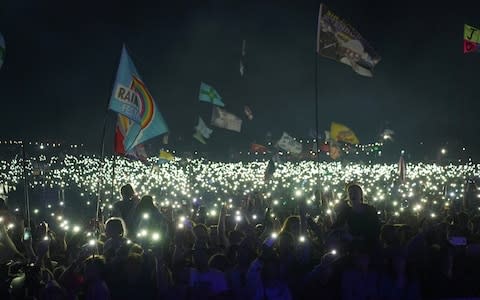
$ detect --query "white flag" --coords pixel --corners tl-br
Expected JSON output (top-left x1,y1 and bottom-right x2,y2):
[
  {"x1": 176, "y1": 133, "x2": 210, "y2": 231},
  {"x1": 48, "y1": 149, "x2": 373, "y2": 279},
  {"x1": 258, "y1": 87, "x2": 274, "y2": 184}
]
[
  {"x1": 211, "y1": 107, "x2": 242, "y2": 133},
  {"x1": 276, "y1": 132, "x2": 302, "y2": 154},
  {"x1": 195, "y1": 117, "x2": 213, "y2": 139}
]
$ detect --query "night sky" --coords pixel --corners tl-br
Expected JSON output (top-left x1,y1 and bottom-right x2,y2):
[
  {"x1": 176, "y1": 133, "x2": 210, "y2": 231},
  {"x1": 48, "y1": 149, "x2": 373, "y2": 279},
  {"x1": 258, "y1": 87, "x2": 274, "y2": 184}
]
[{"x1": 0, "y1": 0, "x2": 479, "y2": 157}]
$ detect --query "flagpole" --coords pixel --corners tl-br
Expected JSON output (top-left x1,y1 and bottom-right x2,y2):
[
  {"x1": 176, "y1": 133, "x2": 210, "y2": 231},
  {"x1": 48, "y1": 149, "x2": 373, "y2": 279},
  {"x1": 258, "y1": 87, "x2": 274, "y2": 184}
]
[
  {"x1": 314, "y1": 3, "x2": 323, "y2": 184},
  {"x1": 111, "y1": 154, "x2": 116, "y2": 203},
  {"x1": 21, "y1": 143, "x2": 31, "y2": 229}
]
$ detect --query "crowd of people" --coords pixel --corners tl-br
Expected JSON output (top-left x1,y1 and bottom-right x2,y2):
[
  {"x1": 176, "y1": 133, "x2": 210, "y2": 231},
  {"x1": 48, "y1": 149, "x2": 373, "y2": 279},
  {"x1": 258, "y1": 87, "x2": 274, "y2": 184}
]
[{"x1": 1, "y1": 177, "x2": 480, "y2": 299}]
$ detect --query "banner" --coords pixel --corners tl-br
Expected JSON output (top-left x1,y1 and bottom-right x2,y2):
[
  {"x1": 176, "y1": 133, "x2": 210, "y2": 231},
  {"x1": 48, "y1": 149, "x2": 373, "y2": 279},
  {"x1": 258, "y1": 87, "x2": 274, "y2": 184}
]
[
  {"x1": 199, "y1": 82, "x2": 225, "y2": 107},
  {"x1": 317, "y1": 4, "x2": 380, "y2": 77},
  {"x1": 108, "y1": 45, "x2": 168, "y2": 151},
  {"x1": 276, "y1": 132, "x2": 302, "y2": 154},
  {"x1": 195, "y1": 117, "x2": 213, "y2": 139},
  {"x1": 211, "y1": 107, "x2": 242, "y2": 132},
  {"x1": 114, "y1": 114, "x2": 148, "y2": 161},
  {"x1": 0, "y1": 33, "x2": 5, "y2": 70},
  {"x1": 464, "y1": 24, "x2": 480, "y2": 53},
  {"x1": 330, "y1": 122, "x2": 359, "y2": 144}
]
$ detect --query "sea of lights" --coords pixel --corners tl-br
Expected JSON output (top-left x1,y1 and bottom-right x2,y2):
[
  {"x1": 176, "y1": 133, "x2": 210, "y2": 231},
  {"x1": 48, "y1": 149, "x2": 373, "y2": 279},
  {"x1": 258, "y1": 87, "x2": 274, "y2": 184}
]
[{"x1": 1, "y1": 155, "x2": 479, "y2": 237}]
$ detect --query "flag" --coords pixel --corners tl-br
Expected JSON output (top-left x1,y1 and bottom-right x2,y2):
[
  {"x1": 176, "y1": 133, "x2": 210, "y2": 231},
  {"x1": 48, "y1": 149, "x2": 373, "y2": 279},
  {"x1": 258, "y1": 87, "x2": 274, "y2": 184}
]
[
  {"x1": 240, "y1": 40, "x2": 247, "y2": 77},
  {"x1": 195, "y1": 117, "x2": 213, "y2": 139},
  {"x1": 276, "y1": 132, "x2": 302, "y2": 154},
  {"x1": 0, "y1": 33, "x2": 5, "y2": 70},
  {"x1": 193, "y1": 131, "x2": 207, "y2": 144},
  {"x1": 398, "y1": 154, "x2": 406, "y2": 183},
  {"x1": 128, "y1": 144, "x2": 148, "y2": 161},
  {"x1": 244, "y1": 106, "x2": 253, "y2": 120},
  {"x1": 250, "y1": 143, "x2": 268, "y2": 153},
  {"x1": 199, "y1": 82, "x2": 225, "y2": 107},
  {"x1": 159, "y1": 150, "x2": 174, "y2": 161},
  {"x1": 316, "y1": 4, "x2": 380, "y2": 77},
  {"x1": 324, "y1": 130, "x2": 331, "y2": 143},
  {"x1": 114, "y1": 114, "x2": 132, "y2": 155},
  {"x1": 329, "y1": 142, "x2": 342, "y2": 160},
  {"x1": 108, "y1": 45, "x2": 168, "y2": 151},
  {"x1": 211, "y1": 107, "x2": 242, "y2": 132},
  {"x1": 114, "y1": 114, "x2": 148, "y2": 161},
  {"x1": 330, "y1": 122, "x2": 359, "y2": 144},
  {"x1": 381, "y1": 128, "x2": 395, "y2": 141},
  {"x1": 464, "y1": 24, "x2": 480, "y2": 53}
]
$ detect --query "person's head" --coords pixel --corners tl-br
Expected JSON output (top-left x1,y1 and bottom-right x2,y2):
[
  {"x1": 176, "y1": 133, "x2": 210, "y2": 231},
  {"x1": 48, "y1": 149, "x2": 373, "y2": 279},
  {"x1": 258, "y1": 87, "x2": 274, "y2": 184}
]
[
  {"x1": 120, "y1": 184, "x2": 135, "y2": 201},
  {"x1": 208, "y1": 253, "x2": 230, "y2": 272},
  {"x1": 228, "y1": 230, "x2": 246, "y2": 246},
  {"x1": 277, "y1": 231, "x2": 295, "y2": 257},
  {"x1": 281, "y1": 215, "x2": 300, "y2": 236},
  {"x1": 105, "y1": 217, "x2": 126, "y2": 239},
  {"x1": 193, "y1": 224, "x2": 209, "y2": 243},
  {"x1": 137, "y1": 195, "x2": 155, "y2": 212},
  {"x1": 380, "y1": 225, "x2": 398, "y2": 247},
  {"x1": 347, "y1": 184, "x2": 363, "y2": 206},
  {"x1": 84, "y1": 255, "x2": 106, "y2": 282},
  {"x1": 192, "y1": 241, "x2": 210, "y2": 271}
]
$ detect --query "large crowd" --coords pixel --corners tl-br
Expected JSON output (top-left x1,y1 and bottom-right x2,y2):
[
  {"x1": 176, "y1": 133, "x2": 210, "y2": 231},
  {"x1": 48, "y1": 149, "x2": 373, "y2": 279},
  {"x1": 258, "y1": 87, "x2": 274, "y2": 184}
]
[{"x1": 1, "y1": 155, "x2": 480, "y2": 299}]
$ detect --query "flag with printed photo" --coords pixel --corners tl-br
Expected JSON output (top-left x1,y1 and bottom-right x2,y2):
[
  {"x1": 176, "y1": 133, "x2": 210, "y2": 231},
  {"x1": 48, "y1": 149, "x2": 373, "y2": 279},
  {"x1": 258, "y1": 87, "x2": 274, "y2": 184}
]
[
  {"x1": 211, "y1": 107, "x2": 242, "y2": 132},
  {"x1": 276, "y1": 132, "x2": 302, "y2": 154},
  {"x1": 317, "y1": 4, "x2": 380, "y2": 77}
]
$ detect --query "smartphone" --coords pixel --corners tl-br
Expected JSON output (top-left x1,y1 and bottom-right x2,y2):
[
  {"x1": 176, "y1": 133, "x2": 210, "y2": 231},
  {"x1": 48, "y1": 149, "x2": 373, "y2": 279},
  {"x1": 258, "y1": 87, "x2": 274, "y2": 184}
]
[{"x1": 23, "y1": 228, "x2": 31, "y2": 240}]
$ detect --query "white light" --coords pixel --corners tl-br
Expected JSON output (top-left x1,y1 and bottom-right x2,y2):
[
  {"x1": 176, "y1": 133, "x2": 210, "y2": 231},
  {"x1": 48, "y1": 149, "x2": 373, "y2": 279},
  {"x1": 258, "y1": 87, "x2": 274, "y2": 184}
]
[
  {"x1": 271, "y1": 232, "x2": 278, "y2": 239},
  {"x1": 151, "y1": 232, "x2": 160, "y2": 241},
  {"x1": 331, "y1": 249, "x2": 337, "y2": 255},
  {"x1": 295, "y1": 190, "x2": 303, "y2": 198},
  {"x1": 143, "y1": 213, "x2": 150, "y2": 220},
  {"x1": 210, "y1": 210, "x2": 217, "y2": 217},
  {"x1": 0, "y1": 217, "x2": 3, "y2": 223},
  {"x1": 88, "y1": 239, "x2": 96, "y2": 246},
  {"x1": 235, "y1": 215, "x2": 242, "y2": 222},
  {"x1": 326, "y1": 209, "x2": 332, "y2": 215},
  {"x1": 252, "y1": 214, "x2": 257, "y2": 220},
  {"x1": 73, "y1": 226, "x2": 80, "y2": 233},
  {"x1": 431, "y1": 213, "x2": 436, "y2": 218},
  {"x1": 441, "y1": 148, "x2": 447, "y2": 155},
  {"x1": 273, "y1": 200, "x2": 279, "y2": 205},
  {"x1": 299, "y1": 235, "x2": 306, "y2": 243},
  {"x1": 7, "y1": 223, "x2": 14, "y2": 229},
  {"x1": 178, "y1": 223, "x2": 184, "y2": 229}
]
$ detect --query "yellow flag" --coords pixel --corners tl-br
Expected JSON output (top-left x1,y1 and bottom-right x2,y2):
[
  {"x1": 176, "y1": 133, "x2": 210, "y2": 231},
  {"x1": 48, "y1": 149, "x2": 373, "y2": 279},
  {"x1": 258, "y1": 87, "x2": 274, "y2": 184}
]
[
  {"x1": 330, "y1": 122, "x2": 359, "y2": 144},
  {"x1": 159, "y1": 150, "x2": 174, "y2": 161}
]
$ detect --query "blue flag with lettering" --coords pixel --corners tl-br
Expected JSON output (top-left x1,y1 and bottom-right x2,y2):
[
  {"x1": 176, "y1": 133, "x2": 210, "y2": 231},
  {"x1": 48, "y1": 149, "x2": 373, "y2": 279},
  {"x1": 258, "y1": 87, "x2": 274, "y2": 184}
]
[{"x1": 109, "y1": 45, "x2": 168, "y2": 151}]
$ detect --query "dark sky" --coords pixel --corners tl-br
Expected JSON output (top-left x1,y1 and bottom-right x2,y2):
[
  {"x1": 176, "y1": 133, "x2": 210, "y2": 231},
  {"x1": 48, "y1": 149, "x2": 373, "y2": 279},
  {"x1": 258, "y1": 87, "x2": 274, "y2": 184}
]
[{"x1": 0, "y1": 0, "x2": 479, "y2": 156}]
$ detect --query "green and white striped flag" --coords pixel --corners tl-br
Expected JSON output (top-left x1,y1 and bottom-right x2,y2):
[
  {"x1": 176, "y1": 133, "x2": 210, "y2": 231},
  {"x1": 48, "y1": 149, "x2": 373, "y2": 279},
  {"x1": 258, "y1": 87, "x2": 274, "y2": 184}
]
[{"x1": 199, "y1": 82, "x2": 225, "y2": 107}]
